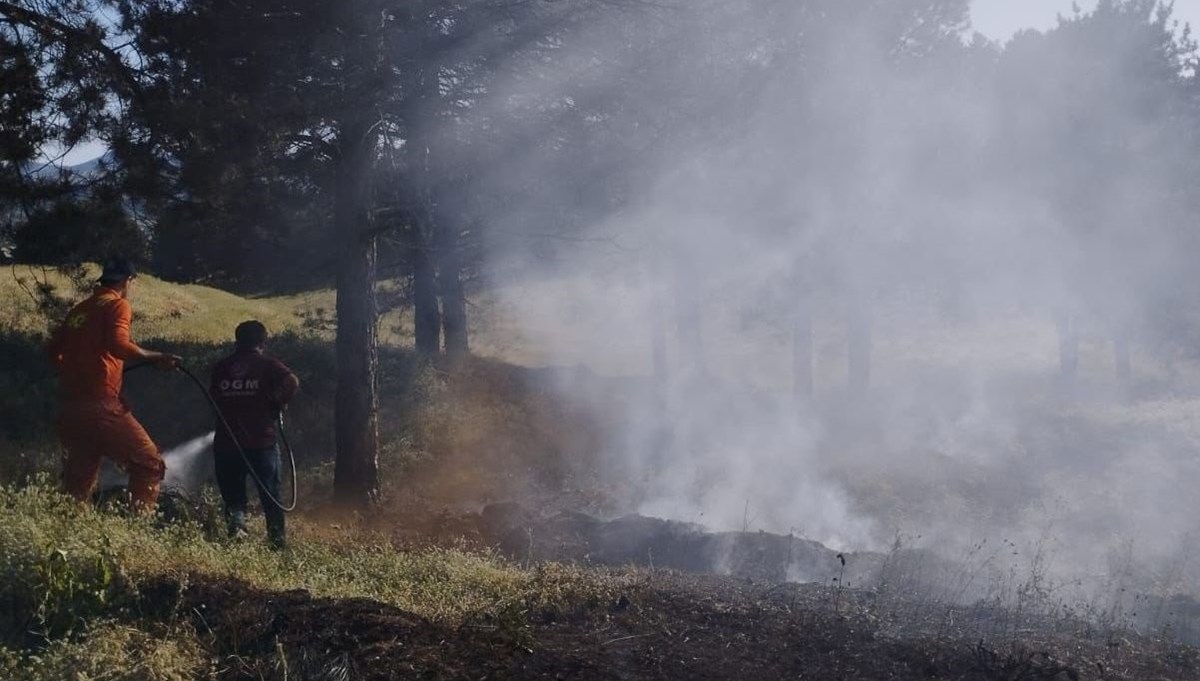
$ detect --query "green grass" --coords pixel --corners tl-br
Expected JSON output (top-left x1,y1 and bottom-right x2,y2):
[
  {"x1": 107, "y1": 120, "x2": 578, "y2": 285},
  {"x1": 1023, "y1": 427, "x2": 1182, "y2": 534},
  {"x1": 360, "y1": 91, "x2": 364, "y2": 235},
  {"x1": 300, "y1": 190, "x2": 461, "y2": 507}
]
[
  {"x1": 0, "y1": 483, "x2": 613, "y2": 627},
  {"x1": 0, "y1": 481, "x2": 619, "y2": 678}
]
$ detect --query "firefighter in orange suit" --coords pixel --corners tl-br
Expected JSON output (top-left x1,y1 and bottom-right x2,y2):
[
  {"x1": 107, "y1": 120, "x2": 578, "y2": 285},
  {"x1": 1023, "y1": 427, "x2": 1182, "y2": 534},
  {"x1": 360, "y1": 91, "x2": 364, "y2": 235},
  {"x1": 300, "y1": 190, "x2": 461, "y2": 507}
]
[{"x1": 45, "y1": 257, "x2": 182, "y2": 512}]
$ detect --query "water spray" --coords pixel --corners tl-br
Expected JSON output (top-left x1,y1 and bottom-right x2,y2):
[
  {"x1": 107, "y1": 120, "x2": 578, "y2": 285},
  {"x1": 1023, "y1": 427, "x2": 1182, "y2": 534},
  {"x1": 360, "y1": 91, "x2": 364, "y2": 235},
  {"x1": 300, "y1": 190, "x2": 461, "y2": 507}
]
[
  {"x1": 125, "y1": 362, "x2": 299, "y2": 512},
  {"x1": 161, "y1": 430, "x2": 214, "y2": 490}
]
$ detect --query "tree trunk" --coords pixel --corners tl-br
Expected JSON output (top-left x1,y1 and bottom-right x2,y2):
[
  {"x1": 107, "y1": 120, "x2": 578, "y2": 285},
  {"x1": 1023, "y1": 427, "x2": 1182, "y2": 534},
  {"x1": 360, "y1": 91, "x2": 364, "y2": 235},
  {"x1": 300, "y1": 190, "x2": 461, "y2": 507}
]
[
  {"x1": 847, "y1": 297, "x2": 871, "y2": 397},
  {"x1": 1056, "y1": 309, "x2": 1078, "y2": 382},
  {"x1": 412, "y1": 224, "x2": 441, "y2": 356},
  {"x1": 332, "y1": 123, "x2": 380, "y2": 507},
  {"x1": 403, "y1": 51, "x2": 442, "y2": 359},
  {"x1": 438, "y1": 229, "x2": 468, "y2": 365},
  {"x1": 793, "y1": 297, "x2": 813, "y2": 401}
]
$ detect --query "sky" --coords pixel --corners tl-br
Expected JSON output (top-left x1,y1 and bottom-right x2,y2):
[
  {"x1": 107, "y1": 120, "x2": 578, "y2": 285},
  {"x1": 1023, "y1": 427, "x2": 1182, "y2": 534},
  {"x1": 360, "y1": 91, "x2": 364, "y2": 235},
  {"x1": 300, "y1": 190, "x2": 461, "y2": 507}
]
[{"x1": 972, "y1": 0, "x2": 1200, "y2": 42}]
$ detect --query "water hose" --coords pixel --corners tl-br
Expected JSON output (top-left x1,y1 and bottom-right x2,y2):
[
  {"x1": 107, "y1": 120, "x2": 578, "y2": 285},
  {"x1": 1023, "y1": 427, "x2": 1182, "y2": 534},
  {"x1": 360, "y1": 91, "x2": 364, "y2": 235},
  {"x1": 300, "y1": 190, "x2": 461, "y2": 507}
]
[{"x1": 124, "y1": 361, "x2": 298, "y2": 512}]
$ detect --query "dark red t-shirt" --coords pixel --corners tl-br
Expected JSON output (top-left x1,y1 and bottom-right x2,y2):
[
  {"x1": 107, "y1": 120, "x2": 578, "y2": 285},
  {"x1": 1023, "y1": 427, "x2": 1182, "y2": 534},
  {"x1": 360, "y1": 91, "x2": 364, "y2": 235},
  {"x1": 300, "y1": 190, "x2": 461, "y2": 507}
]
[{"x1": 209, "y1": 350, "x2": 295, "y2": 450}]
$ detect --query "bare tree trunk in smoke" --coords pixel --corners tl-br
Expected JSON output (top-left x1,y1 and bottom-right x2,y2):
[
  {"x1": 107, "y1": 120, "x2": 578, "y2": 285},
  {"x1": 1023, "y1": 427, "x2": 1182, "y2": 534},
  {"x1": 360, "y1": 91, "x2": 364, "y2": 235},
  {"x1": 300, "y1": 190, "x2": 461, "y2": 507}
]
[
  {"x1": 411, "y1": 230, "x2": 442, "y2": 356},
  {"x1": 847, "y1": 298, "x2": 872, "y2": 397},
  {"x1": 333, "y1": 118, "x2": 381, "y2": 507},
  {"x1": 438, "y1": 230, "x2": 469, "y2": 365},
  {"x1": 793, "y1": 297, "x2": 814, "y2": 401},
  {"x1": 404, "y1": 51, "x2": 443, "y2": 359}
]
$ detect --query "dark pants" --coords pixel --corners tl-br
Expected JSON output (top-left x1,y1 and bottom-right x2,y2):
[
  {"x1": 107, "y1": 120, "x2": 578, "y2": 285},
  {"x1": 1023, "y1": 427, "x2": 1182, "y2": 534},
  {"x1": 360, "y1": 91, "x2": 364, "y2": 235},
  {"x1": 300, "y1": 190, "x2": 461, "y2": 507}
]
[{"x1": 214, "y1": 443, "x2": 285, "y2": 547}]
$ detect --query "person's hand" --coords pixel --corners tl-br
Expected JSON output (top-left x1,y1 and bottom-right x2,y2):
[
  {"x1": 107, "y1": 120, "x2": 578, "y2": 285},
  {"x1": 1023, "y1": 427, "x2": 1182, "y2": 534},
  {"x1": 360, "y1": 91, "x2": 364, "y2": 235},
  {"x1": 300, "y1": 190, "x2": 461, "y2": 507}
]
[{"x1": 153, "y1": 353, "x2": 182, "y2": 371}]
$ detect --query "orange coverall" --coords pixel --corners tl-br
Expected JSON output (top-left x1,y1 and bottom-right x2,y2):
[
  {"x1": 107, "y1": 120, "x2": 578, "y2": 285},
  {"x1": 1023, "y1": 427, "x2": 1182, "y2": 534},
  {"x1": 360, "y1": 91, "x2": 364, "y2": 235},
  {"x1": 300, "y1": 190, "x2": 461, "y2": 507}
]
[{"x1": 46, "y1": 288, "x2": 164, "y2": 511}]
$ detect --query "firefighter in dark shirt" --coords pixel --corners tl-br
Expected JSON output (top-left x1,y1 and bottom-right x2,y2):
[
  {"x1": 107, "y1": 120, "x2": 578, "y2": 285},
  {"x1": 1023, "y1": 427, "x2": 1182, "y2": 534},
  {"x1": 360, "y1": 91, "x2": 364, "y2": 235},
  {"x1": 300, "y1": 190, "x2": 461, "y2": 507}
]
[{"x1": 209, "y1": 321, "x2": 299, "y2": 548}]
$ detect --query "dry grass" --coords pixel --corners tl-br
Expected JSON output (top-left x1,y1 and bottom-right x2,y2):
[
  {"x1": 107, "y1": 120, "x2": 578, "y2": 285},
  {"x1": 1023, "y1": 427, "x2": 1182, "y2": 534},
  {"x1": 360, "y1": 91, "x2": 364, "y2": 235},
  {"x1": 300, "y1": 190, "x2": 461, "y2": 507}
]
[
  {"x1": 0, "y1": 264, "x2": 483, "y2": 351},
  {"x1": 1, "y1": 264, "x2": 307, "y2": 342},
  {"x1": 0, "y1": 622, "x2": 213, "y2": 681}
]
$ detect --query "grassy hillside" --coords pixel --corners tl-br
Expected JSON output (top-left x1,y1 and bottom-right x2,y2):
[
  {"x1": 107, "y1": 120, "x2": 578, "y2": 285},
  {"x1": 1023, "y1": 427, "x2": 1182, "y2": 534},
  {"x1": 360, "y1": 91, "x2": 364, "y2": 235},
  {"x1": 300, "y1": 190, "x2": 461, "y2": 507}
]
[
  {"x1": 1, "y1": 264, "x2": 310, "y2": 341},
  {"x1": 0, "y1": 264, "x2": 473, "y2": 351}
]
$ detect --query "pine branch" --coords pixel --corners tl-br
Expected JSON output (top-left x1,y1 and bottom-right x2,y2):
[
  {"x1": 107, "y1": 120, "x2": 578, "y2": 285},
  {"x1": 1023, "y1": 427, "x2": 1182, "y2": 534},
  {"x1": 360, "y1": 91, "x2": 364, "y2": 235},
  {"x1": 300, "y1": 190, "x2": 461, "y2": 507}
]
[{"x1": 0, "y1": 1, "x2": 148, "y2": 115}]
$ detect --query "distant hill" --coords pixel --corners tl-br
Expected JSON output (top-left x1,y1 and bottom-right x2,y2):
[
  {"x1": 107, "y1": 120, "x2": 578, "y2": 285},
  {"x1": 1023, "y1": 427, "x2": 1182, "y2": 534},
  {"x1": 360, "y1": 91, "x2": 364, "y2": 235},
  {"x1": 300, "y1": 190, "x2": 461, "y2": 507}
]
[
  {"x1": 0, "y1": 264, "x2": 318, "y2": 341},
  {"x1": 22, "y1": 151, "x2": 114, "y2": 180},
  {"x1": 61, "y1": 152, "x2": 111, "y2": 175}
]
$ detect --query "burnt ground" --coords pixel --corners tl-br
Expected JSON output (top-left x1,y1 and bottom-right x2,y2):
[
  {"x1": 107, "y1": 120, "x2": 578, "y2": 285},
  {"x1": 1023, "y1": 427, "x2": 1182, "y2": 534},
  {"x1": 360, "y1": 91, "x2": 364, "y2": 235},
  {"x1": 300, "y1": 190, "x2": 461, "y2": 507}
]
[
  {"x1": 147, "y1": 571, "x2": 1199, "y2": 681},
  {"x1": 375, "y1": 501, "x2": 1200, "y2": 633},
  {"x1": 473, "y1": 502, "x2": 876, "y2": 580},
  {"x1": 384, "y1": 501, "x2": 888, "y2": 585},
  {"x1": 262, "y1": 501, "x2": 1198, "y2": 680},
  {"x1": 110, "y1": 462, "x2": 1200, "y2": 679}
]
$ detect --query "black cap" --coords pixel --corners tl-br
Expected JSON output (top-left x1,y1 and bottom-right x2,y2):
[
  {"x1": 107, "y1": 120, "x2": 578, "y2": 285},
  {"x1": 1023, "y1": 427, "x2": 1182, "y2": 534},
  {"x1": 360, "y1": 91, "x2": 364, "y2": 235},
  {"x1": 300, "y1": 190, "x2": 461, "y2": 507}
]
[{"x1": 98, "y1": 257, "x2": 138, "y2": 284}]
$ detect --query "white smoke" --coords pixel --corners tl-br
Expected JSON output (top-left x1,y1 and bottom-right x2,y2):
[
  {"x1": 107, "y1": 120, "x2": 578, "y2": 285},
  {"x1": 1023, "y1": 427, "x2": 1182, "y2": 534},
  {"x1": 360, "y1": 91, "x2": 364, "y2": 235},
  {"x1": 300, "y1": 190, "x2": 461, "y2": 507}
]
[{"x1": 444, "y1": 0, "x2": 1200, "y2": 601}]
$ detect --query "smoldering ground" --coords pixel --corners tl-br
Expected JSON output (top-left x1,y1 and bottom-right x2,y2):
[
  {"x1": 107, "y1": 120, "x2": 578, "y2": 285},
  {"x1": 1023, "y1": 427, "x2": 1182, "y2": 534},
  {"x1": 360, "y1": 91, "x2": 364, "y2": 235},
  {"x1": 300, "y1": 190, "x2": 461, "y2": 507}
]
[{"x1": 420, "y1": 0, "x2": 1200, "y2": 615}]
